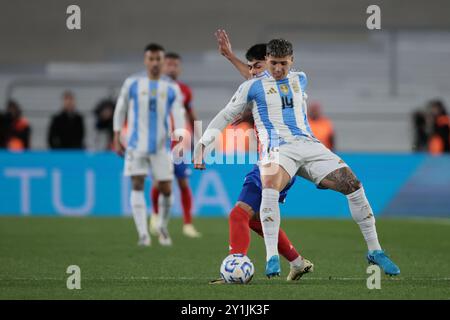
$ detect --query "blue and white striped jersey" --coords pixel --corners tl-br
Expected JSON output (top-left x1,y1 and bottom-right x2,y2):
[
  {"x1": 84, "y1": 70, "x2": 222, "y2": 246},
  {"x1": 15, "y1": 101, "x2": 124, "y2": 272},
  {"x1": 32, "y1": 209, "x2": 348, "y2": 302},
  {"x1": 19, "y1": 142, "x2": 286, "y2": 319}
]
[
  {"x1": 198, "y1": 71, "x2": 314, "y2": 153},
  {"x1": 113, "y1": 72, "x2": 185, "y2": 154}
]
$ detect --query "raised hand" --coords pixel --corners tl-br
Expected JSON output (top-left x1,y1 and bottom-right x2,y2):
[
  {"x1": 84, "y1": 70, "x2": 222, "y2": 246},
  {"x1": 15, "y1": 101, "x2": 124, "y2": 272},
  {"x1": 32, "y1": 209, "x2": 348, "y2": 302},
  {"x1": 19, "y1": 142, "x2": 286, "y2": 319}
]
[{"x1": 215, "y1": 29, "x2": 234, "y2": 59}]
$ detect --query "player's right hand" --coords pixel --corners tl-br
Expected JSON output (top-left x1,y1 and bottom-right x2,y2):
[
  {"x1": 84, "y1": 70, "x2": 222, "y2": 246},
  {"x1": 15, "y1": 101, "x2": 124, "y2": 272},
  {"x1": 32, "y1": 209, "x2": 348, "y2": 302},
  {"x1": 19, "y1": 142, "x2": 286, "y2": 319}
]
[
  {"x1": 194, "y1": 163, "x2": 206, "y2": 170},
  {"x1": 231, "y1": 109, "x2": 254, "y2": 126},
  {"x1": 113, "y1": 133, "x2": 125, "y2": 157},
  {"x1": 231, "y1": 114, "x2": 244, "y2": 126},
  {"x1": 193, "y1": 143, "x2": 206, "y2": 170}
]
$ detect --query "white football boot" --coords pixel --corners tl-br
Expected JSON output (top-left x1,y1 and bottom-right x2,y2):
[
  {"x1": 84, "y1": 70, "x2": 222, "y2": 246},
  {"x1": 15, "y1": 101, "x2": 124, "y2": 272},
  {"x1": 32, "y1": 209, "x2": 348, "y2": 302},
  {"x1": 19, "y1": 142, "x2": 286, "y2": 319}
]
[
  {"x1": 158, "y1": 227, "x2": 172, "y2": 246},
  {"x1": 149, "y1": 213, "x2": 159, "y2": 236},
  {"x1": 182, "y1": 224, "x2": 202, "y2": 238},
  {"x1": 287, "y1": 258, "x2": 314, "y2": 281},
  {"x1": 137, "y1": 234, "x2": 151, "y2": 247}
]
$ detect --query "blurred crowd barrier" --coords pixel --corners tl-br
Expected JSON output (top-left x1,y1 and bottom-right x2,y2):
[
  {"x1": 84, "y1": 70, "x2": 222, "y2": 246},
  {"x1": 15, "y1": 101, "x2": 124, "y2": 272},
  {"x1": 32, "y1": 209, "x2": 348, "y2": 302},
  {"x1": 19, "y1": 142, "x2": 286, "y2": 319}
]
[
  {"x1": 2, "y1": 29, "x2": 450, "y2": 152},
  {"x1": 0, "y1": 151, "x2": 449, "y2": 218}
]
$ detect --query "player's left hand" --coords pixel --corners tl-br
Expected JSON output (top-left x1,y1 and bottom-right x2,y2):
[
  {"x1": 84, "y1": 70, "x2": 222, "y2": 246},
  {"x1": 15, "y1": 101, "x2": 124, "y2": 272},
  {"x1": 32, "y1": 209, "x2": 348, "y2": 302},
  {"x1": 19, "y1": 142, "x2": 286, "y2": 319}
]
[{"x1": 215, "y1": 29, "x2": 234, "y2": 60}]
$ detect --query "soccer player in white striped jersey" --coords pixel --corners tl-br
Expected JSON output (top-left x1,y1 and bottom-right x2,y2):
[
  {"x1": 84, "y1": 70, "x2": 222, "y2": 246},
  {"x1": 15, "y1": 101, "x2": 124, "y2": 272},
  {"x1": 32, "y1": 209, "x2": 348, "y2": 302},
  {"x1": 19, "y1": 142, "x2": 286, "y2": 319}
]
[
  {"x1": 113, "y1": 43, "x2": 185, "y2": 247},
  {"x1": 194, "y1": 39, "x2": 400, "y2": 277}
]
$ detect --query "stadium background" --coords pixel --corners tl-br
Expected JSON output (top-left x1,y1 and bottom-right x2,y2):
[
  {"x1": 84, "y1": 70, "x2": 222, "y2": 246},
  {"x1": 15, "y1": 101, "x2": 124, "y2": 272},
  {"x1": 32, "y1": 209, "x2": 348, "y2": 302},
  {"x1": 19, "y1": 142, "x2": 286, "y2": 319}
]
[{"x1": 1, "y1": 0, "x2": 450, "y2": 218}]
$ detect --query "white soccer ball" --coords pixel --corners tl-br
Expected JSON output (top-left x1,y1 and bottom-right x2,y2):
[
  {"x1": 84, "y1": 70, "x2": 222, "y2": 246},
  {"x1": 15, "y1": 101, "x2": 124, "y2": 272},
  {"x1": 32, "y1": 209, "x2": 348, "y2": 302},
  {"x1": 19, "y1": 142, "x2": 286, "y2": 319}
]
[{"x1": 220, "y1": 254, "x2": 254, "y2": 284}]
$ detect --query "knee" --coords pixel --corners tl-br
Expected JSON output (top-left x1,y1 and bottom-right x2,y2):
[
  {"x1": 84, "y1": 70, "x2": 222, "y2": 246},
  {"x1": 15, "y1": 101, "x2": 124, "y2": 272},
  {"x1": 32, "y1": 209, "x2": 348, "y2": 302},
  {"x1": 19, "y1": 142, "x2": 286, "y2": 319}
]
[
  {"x1": 132, "y1": 178, "x2": 145, "y2": 191},
  {"x1": 158, "y1": 181, "x2": 172, "y2": 196},
  {"x1": 177, "y1": 178, "x2": 189, "y2": 190},
  {"x1": 340, "y1": 169, "x2": 362, "y2": 195},
  {"x1": 347, "y1": 178, "x2": 362, "y2": 194},
  {"x1": 261, "y1": 178, "x2": 278, "y2": 190},
  {"x1": 261, "y1": 171, "x2": 281, "y2": 190},
  {"x1": 236, "y1": 201, "x2": 254, "y2": 217},
  {"x1": 231, "y1": 204, "x2": 251, "y2": 222}
]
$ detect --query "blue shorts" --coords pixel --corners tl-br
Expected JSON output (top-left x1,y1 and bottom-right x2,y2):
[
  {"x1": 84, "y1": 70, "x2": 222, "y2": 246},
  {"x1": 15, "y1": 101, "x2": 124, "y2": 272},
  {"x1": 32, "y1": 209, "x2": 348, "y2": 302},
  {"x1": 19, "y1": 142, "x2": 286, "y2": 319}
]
[
  {"x1": 237, "y1": 165, "x2": 295, "y2": 214},
  {"x1": 174, "y1": 162, "x2": 191, "y2": 179}
]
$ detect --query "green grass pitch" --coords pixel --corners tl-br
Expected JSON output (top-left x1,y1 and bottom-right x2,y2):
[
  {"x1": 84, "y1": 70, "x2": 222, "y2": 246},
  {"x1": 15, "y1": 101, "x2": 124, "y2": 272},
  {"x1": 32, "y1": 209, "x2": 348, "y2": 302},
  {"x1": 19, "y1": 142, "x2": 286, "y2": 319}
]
[{"x1": 0, "y1": 216, "x2": 449, "y2": 299}]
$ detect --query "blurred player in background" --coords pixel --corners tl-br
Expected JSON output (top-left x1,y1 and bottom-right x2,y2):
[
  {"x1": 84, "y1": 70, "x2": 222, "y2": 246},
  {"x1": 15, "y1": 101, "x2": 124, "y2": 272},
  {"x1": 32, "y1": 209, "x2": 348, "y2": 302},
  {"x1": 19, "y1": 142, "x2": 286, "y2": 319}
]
[
  {"x1": 307, "y1": 101, "x2": 335, "y2": 150},
  {"x1": 427, "y1": 99, "x2": 450, "y2": 154},
  {"x1": 149, "y1": 52, "x2": 201, "y2": 238},
  {"x1": 208, "y1": 30, "x2": 313, "y2": 283},
  {"x1": 412, "y1": 109, "x2": 429, "y2": 152},
  {"x1": 196, "y1": 38, "x2": 400, "y2": 278},
  {"x1": 113, "y1": 43, "x2": 185, "y2": 247},
  {"x1": 2, "y1": 100, "x2": 31, "y2": 151}
]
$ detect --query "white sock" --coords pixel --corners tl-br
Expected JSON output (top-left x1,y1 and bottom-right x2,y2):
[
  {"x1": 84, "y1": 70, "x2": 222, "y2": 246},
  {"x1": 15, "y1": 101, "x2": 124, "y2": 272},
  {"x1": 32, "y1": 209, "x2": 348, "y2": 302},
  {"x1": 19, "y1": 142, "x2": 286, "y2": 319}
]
[
  {"x1": 346, "y1": 187, "x2": 382, "y2": 251},
  {"x1": 158, "y1": 193, "x2": 173, "y2": 229},
  {"x1": 260, "y1": 188, "x2": 281, "y2": 261},
  {"x1": 130, "y1": 190, "x2": 149, "y2": 238}
]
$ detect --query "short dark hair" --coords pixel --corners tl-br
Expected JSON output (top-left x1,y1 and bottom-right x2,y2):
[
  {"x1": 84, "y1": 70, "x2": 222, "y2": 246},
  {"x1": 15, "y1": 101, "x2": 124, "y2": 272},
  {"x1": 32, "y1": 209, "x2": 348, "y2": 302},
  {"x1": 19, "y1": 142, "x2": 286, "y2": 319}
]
[
  {"x1": 245, "y1": 44, "x2": 266, "y2": 61},
  {"x1": 428, "y1": 99, "x2": 448, "y2": 115},
  {"x1": 7, "y1": 99, "x2": 19, "y2": 109},
  {"x1": 144, "y1": 43, "x2": 165, "y2": 53},
  {"x1": 62, "y1": 90, "x2": 74, "y2": 99},
  {"x1": 6, "y1": 99, "x2": 22, "y2": 116},
  {"x1": 266, "y1": 39, "x2": 293, "y2": 58},
  {"x1": 165, "y1": 52, "x2": 181, "y2": 60}
]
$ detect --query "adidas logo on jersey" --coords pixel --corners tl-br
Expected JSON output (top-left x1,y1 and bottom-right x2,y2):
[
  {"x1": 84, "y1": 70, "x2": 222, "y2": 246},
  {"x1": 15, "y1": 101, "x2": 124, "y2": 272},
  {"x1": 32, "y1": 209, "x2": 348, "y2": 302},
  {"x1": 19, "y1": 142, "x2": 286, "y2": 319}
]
[
  {"x1": 263, "y1": 216, "x2": 274, "y2": 222},
  {"x1": 266, "y1": 87, "x2": 277, "y2": 95}
]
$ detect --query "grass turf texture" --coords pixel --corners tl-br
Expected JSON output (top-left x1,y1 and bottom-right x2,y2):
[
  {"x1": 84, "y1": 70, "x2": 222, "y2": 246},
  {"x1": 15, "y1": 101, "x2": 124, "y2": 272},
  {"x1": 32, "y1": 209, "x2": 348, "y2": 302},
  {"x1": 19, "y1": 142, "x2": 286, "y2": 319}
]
[{"x1": 0, "y1": 217, "x2": 449, "y2": 299}]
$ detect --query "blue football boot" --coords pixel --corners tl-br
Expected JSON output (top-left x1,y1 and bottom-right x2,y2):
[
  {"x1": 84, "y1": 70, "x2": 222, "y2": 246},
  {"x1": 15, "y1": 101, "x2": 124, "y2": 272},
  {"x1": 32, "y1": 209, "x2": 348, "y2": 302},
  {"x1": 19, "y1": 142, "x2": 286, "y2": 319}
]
[
  {"x1": 367, "y1": 250, "x2": 400, "y2": 276},
  {"x1": 265, "y1": 255, "x2": 281, "y2": 278}
]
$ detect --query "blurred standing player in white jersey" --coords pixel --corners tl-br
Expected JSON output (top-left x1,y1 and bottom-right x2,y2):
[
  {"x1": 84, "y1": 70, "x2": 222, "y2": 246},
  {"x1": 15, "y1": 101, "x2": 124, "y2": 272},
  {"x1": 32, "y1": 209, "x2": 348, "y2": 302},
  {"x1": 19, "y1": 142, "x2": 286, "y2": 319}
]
[
  {"x1": 149, "y1": 52, "x2": 201, "y2": 238},
  {"x1": 195, "y1": 39, "x2": 400, "y2": 278},
  {"x1": 113, "y1": 43, "x2": 185, "y2": 247}
]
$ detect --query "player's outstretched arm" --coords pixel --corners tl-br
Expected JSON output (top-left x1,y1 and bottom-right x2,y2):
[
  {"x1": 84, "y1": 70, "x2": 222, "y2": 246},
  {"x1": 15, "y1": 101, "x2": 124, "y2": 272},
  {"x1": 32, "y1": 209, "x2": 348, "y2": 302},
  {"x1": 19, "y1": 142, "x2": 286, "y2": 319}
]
[
  {"x1": 215, "y1": 29, "x2": 251, "y2": 80},
  {"x1": 193, "y1": 107, "x2": 233, "y2": 170},
  {"x1": 193, "y1": 80, "x2": 253, "y2": 169}
]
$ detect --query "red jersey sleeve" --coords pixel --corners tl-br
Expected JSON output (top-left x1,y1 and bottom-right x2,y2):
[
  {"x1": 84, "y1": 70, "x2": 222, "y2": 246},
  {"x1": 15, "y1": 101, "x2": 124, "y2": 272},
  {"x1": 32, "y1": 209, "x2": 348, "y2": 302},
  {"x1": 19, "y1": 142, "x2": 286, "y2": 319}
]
[{"x1": 177, "y1": 81, "x2": 193, "y2": 110}]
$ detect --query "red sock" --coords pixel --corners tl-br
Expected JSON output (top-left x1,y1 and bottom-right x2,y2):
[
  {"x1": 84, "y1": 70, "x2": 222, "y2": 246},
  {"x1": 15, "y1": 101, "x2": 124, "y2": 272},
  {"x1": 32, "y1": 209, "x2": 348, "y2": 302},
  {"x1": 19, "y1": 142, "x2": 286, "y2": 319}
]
[
  {"x1": 249, "y1": 220, "x2": 300, "y2": 262},
  {"x1": 277, "y1": 227, "x2": 300, "y2": 262},
  {"x1": 248, "y1": 219, "x2": 263, "y2": 236},
  {"x1": 229, "y1": 206, "x2": 251, "y2": 255},
  {"x1": 151, "y1": 187, "x2": 159, "y2": 214},
  {"x1": 180, "y1": 185, "x2": 193, "y2": 225}
]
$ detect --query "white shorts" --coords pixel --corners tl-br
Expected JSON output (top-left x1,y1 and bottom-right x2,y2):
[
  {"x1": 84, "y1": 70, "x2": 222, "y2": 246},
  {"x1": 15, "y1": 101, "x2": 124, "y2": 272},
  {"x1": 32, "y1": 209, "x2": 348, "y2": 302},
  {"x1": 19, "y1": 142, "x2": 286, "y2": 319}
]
[
  {"x1": 124, "y1": 149, "x2": 174, "y2": 181},
  {"x1": 260, "y1": 138, "x2": 348, "y2": 185}
]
